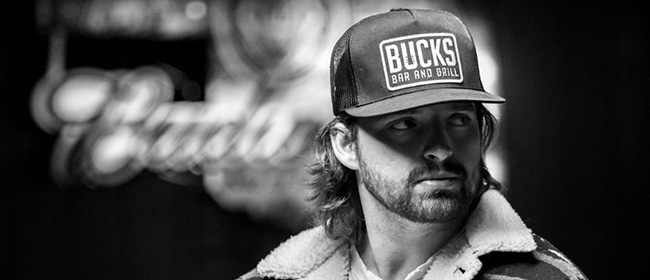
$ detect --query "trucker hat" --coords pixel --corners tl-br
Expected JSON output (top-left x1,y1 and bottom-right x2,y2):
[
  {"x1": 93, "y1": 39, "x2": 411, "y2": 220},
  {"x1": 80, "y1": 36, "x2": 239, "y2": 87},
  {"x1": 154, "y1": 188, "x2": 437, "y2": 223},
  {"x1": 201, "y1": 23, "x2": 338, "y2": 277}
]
[{"x1": 330, "y1": 8, "x2": 505, "y2": 117}]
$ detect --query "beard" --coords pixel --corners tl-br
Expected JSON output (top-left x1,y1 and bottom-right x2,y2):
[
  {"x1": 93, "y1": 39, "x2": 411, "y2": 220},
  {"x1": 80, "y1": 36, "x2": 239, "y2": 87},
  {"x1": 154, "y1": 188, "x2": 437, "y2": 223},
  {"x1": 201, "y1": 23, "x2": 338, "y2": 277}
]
[{"x1": 358, "y1": 156, "x2": 480, "y2": 224}]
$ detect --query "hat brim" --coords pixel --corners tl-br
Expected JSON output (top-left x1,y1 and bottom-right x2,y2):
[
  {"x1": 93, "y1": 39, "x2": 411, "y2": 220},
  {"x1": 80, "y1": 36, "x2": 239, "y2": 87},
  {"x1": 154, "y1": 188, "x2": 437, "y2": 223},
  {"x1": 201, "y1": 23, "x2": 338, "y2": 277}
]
[{"x1": 344, "y1": 88, "x2": 505, "y2": 117}]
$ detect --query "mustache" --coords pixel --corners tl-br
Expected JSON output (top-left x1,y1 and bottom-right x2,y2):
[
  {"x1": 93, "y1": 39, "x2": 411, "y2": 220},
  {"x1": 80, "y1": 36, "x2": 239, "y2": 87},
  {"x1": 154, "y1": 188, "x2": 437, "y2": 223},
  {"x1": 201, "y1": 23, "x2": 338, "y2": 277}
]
[{"x1": 406, "y1": 160, "x2": 468, "y2": 185}]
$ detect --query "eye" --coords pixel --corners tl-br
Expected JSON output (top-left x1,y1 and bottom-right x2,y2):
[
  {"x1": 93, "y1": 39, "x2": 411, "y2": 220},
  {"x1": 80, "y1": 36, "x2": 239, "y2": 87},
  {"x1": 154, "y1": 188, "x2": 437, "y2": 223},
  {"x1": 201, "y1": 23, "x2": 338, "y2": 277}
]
[
  {"x1": 449, "y1": 114, "x2": 472, "y2": 126},
  {"x1": 390, "y1": 118, "x2": 418, "y2": 130}
]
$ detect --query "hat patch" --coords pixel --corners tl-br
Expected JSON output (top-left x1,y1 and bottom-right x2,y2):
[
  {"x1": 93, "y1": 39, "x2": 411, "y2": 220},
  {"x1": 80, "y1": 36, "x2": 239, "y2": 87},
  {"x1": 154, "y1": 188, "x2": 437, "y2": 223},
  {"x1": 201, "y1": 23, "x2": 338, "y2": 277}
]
[{"x1": 380, "y1": 33, "x2": 463, "y2": 91}]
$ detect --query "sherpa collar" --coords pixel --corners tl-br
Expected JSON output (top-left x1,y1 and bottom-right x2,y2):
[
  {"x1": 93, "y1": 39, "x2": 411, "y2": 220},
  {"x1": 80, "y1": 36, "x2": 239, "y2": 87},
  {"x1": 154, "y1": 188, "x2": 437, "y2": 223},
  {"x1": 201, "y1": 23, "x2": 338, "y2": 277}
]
[{"x1": 255, "y1": 190, "x2": 536, "y2": 280}]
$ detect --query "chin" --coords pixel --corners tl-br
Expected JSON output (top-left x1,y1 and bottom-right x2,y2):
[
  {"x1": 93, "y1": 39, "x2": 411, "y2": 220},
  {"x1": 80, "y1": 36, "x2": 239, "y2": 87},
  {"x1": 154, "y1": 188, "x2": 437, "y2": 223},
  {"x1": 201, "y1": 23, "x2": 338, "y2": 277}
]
[{"x1": 399, "y1": 195, "x2": 471, "y2": 224}]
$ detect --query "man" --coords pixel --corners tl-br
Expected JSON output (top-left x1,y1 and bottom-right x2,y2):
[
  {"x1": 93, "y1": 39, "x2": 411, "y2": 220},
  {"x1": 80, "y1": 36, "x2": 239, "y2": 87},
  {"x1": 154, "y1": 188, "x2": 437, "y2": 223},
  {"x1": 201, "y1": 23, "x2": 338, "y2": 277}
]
[{"x1": 239, "y1": 8, "x2": 587, "y2": 280}]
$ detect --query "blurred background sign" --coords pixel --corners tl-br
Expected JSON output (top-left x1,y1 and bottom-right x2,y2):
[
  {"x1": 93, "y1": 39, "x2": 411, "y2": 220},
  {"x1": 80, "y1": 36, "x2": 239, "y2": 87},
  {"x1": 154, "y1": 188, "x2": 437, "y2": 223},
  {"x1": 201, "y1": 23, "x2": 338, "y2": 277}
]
[
  {"x1": 29, "y1": 0, "x2": 503, "y2": 231},
  {"x1": 9, "y1": 0, "x2": 646, "y2": 279}
]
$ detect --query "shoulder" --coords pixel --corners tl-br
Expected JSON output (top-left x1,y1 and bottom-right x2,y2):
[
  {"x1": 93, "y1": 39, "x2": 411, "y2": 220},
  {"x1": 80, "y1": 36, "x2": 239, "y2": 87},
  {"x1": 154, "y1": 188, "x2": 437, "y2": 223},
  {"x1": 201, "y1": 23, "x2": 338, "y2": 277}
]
[
  {"x1": 236, "y1": 269, "x2": 263, "y2": 280},
  {"x1": 236, "y1": 226, "x2": 349, "y2": 280},
  {"x1": 477, "y1": 234, "x2": 588, "y2": 280},
  {"x1": 236, "y1": 269, "x2": 281, "y2": 280}
]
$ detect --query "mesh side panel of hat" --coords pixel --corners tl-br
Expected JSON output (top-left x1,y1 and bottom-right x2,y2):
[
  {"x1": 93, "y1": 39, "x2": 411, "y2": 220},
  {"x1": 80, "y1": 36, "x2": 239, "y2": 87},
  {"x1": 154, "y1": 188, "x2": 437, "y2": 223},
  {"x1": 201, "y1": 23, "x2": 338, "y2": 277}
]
[{"x1": 330, "y1": 25, "x2": 358, "y2": 116}]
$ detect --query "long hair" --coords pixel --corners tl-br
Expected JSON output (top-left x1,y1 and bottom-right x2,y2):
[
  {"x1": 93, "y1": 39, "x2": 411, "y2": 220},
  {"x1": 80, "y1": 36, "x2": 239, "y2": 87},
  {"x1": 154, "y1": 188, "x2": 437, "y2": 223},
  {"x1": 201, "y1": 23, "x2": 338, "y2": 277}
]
[{"x1": 308, "y1": 103, "x2": 502, "y2": 243}]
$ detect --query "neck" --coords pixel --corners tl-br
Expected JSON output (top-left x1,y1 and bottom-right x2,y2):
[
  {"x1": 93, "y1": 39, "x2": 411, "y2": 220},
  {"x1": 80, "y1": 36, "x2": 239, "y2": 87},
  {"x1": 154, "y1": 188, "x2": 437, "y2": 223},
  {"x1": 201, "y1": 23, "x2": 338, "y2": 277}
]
[{"x1": 356, "y1": 187, "x2": 467, "y2": 280}]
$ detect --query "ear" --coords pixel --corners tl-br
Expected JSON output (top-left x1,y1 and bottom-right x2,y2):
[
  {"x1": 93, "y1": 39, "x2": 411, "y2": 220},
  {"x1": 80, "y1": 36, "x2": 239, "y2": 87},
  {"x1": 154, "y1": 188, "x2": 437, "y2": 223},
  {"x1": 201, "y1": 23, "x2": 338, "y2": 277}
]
[{"x1": 330, "y1": 122, "x2": 359, "y2": 170}]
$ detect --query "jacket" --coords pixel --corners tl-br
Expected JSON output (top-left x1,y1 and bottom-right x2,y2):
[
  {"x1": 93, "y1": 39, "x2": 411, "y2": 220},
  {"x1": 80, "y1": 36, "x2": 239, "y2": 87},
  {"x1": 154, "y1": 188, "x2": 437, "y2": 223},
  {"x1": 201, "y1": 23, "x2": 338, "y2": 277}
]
[{"x1": 238, "y1": 190, "x2": 588, "y2": 280}]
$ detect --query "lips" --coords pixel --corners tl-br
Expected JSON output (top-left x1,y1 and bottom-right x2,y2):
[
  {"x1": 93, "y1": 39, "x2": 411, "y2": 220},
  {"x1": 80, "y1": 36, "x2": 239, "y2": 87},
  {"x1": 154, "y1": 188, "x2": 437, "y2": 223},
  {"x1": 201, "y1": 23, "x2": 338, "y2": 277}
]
[
  {"x1": 413, "y1": 173, "x2": 459, "y2": 185},
  {"x1": 409, "y1": 170, "x2": 462, "y2": 189}
]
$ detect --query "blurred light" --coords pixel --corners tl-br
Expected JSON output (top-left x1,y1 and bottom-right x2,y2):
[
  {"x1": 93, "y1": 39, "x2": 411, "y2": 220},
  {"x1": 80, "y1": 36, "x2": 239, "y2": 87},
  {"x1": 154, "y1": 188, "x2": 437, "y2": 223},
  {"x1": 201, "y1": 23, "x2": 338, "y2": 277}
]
[
  {"x1": 486, "y1": 150, "x2": 508, "y2": 186},
  {"x1": 185, "y1": 1, "x2": 207, "y2": 21},
  {"x1": 90, "y1": 127, "x2": 137, "y2": 175},
  {"x1": 467, "y1": 18, "x2": 506, "y2": 186},
  {"x1": 33, "y1": 0, "x2": 506, "y2": 200},
  {"x1": 477, "y1": 49, "x2": 500, "y2": 95},
  {"x1": 105, "y1": 67, "x2": 174, "y2": 124},
  {"x1": 51, "y1": 73, "x2": 111, "y2": 123},
  {"x1": 210, "y1": 0, "x2": 349, "y2": 84},
  {"x1": 203, "y1": 124, "x2": 237, "y2": 162},
  {"x1": 107, "y1": 79, "x2": 161, "y2": 124},
  {"x1": 42, "y1": 0, "x2": 209, "y2": 39},
  {"x1": 30, "y1": 27, "x2": 67, "y2": 134},
  {"x1": 477, "y1": 48, "x2": 502, "y2": 121}
]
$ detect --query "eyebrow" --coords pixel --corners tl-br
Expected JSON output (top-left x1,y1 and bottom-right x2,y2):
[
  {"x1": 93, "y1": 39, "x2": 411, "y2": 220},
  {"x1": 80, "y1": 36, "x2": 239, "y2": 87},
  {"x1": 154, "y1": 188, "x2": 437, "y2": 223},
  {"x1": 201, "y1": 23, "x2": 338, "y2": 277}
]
[
  {"x1": 377, "y1": 109, "x2": 418, "y2": 121},
  {"x1": 398, "y1": 102, "x2": 476, "y2": 115},
  {"x1": 373, "y1": 102, "x2": 477, "y2": 122},
  {"x1": 447, "y1": 102, "x2": 476, "y2": 111}
]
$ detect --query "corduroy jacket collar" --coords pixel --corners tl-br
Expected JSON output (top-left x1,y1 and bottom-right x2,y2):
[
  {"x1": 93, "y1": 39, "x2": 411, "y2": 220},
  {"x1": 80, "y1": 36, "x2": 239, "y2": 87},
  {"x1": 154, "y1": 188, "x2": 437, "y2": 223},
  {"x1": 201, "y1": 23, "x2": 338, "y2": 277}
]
[{"x1": 249, "y1": 190, "x2": 536, "y2": 280}]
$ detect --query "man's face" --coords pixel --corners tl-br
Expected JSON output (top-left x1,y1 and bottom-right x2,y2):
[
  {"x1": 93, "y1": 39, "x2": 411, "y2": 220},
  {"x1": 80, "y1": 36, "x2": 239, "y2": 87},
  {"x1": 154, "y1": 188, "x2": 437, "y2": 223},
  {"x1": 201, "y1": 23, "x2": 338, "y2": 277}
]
[{"x1": 354, "y1": 102, "x2": 484, "y2": 223}]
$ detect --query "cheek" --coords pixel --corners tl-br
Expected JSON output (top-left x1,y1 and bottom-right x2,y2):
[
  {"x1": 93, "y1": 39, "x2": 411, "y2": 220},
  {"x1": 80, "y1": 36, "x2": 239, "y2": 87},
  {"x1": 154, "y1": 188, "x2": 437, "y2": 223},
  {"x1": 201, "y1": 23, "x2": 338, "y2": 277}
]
[
  {"x1": 460, "y1": 140, "x2": 483, "y2": 189},
  {"x1": 450, "y1": 134, "x2": 483, "y2": 170},
  {"x1": 357, "y1": 132, "x2": 409, "y2": 173},
  {"x1": 461, "y1": 140, "x2": 482, "y2": 162},
  {"x1": 450, "y1": 126, "x2": 482, "y2": 156}
]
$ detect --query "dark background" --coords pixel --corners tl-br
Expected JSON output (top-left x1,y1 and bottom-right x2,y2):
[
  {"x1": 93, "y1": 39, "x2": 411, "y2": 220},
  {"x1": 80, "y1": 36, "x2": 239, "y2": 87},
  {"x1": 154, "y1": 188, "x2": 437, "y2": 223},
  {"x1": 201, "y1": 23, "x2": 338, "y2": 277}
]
[
  {"x1": 2, "y1": 0, "x2": 647, "y2": 279},
  {"x1": 492, "y1": 1, "x2": 648, "y2": 278}
]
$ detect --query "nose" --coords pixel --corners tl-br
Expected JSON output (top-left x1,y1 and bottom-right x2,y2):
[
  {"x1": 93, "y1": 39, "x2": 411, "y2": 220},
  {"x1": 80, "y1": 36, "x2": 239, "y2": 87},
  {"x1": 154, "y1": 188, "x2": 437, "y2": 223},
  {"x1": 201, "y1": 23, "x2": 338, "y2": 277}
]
[{"x1": 423, "y1": 129, "x2": 452, "y2": 162}]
